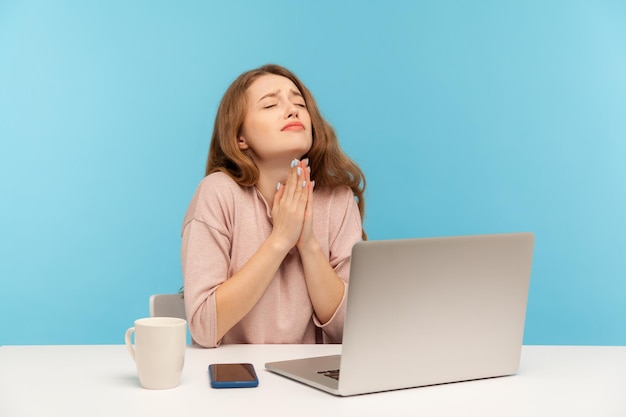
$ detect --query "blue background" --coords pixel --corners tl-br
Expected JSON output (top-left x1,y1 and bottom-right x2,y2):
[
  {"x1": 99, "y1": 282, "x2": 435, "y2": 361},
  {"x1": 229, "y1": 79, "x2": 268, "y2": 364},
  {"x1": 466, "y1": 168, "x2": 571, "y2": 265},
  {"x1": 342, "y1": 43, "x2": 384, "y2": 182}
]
[{"x1": 1, "y1": 1, "x2": 624, "y2": 346}]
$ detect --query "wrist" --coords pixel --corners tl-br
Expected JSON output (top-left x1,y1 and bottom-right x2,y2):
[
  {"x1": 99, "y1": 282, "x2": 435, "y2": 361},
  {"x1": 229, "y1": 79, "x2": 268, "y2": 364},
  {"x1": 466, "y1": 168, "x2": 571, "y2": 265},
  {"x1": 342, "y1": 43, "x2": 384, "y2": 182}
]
[
  {"x1": 296, "y1": 238, "x2": 321, "y2": 257},
  {"x1": 266, "y1": 233, "x2": 295, "y2": 256}
]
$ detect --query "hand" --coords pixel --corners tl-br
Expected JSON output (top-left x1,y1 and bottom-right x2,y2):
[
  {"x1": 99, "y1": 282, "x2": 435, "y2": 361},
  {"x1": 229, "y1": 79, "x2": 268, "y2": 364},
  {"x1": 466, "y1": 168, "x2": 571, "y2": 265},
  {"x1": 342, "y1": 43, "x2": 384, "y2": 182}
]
[{"x1": 270, "y1": 159, "x2": 312, "y2": 252}]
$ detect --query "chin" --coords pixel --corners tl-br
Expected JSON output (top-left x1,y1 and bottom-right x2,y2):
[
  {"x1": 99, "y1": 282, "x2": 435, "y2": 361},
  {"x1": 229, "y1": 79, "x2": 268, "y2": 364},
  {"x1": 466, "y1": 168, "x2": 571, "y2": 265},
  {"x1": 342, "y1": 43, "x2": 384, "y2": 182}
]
[{"x1": 292, "y1": 142, "x2": 312, "y2": 158}]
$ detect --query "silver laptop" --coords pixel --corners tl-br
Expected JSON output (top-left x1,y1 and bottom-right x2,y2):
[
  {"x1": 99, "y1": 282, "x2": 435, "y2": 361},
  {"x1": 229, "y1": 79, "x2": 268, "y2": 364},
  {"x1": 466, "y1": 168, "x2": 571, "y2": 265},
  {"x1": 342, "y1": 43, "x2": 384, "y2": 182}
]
[{"x1": 265, "y1": 232, "x2": 534, "y2": 396}]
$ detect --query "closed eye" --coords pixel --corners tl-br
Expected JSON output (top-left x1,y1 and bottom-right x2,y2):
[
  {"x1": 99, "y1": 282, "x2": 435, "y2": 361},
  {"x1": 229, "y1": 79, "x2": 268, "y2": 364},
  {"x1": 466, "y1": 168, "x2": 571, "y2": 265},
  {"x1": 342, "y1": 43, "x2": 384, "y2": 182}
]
[{"x1": 263, "y1": 104, "x2": 277, "y2": 109}]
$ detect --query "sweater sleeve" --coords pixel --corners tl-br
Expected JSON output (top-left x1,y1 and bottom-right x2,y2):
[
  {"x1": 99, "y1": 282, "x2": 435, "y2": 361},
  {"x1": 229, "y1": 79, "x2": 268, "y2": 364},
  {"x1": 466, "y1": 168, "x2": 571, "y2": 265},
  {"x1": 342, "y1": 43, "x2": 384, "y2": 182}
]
[
  {"x1": 313, "y1": 187, "x2": 363, "y2": 343},
  {"x1": 180, "y1": 175, "x2": 233, "y2": 348}
]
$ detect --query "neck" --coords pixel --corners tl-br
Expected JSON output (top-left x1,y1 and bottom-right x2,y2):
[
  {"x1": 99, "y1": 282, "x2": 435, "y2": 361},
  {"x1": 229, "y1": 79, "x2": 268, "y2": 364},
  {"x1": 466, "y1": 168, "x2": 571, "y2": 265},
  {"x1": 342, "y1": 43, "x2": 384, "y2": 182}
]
[{"x1": 254, "y1": 159, "x2": 292, "y2": 209}]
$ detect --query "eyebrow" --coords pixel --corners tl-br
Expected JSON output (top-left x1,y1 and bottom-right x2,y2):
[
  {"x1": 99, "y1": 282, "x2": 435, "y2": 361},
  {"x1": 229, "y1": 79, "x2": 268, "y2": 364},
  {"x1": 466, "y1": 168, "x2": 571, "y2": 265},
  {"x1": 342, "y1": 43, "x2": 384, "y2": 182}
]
[{"x1": 257, "y1": 89, "x2": 303, "y2": 102}]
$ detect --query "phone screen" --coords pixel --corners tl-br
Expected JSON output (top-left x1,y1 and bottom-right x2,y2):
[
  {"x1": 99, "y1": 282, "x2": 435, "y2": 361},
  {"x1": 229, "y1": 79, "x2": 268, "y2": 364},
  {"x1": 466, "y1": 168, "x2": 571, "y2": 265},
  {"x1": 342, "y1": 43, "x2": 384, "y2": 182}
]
[{"x1": 209, "y1": 363, "x2": 259, "y2": 388}]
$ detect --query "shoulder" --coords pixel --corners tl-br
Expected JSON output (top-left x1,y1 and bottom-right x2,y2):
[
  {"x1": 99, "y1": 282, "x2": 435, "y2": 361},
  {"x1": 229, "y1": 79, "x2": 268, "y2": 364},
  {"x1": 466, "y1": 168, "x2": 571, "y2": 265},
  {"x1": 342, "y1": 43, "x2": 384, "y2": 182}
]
[
  {"x1": 315, "y1": 185, "x2": 356, "y2": 205},
  {"x1": 195, "y1": 171, "x2": 241, "y2": 195},
  {"x1": 191, "y1": 171, "x2": 254, "y2": 205},
  {"x1": 183, "y1": 172, "x2": 249, "y2": 227}
]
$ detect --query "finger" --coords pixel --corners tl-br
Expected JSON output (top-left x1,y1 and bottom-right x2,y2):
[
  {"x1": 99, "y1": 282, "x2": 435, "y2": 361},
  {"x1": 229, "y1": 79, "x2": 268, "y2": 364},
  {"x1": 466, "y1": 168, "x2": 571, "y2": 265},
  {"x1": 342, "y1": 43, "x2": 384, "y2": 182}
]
[
  {"x1": 300, "y1": 158, "x2": 311, "y2": 183},
  {"x1": 295, "y1": 175, "x2": 309, "y2": 214},
  {"x1": 273, "y1": 181, "x2": 285, "y2": 208},
  {"x1": 299, "y1": 160, "x2": 312, "y2": 210},
  {"x1": 304, "y1": 180, "x2": 314, "y2": 217},
  {"x1": 291, "y1": 160, "x2": 306, "y2": 203},
  {"x1": 283, "y1": 159, "x2": 300, "y2": 203}
]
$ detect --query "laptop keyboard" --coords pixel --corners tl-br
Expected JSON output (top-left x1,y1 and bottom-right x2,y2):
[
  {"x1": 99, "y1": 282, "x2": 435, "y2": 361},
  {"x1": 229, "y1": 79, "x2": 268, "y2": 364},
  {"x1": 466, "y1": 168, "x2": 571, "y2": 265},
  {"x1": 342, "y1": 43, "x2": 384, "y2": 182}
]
[{"x1": 317, "y1": 369, "x2": 340, "y2": 381}]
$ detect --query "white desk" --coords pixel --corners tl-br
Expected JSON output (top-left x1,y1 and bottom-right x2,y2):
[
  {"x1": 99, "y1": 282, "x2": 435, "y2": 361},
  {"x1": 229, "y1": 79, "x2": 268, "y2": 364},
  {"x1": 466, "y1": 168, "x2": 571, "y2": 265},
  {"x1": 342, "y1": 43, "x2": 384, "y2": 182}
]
[{"x1": 0, "y1": 344, "x2": 624, "y2": 416}]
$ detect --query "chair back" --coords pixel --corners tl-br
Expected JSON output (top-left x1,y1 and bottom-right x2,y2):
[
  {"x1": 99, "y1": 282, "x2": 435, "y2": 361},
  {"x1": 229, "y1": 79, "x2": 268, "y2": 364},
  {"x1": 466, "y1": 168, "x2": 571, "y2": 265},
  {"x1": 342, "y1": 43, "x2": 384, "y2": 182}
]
[{"x1": 149, "y1": 293, "x2": 186, "y2": 320}]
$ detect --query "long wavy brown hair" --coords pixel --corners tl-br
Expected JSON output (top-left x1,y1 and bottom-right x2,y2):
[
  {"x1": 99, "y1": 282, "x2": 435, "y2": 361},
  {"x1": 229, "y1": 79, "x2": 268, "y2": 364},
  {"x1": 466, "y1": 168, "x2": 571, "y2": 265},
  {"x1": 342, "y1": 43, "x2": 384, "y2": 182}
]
[{"x1": 206, "y1": 64, "x2": 366, "y2": 238}]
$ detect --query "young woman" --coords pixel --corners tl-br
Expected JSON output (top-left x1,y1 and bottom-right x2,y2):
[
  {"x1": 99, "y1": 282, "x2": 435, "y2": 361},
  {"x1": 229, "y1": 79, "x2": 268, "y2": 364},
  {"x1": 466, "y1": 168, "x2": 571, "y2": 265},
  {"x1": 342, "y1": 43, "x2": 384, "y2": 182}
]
[{"x1": 181, "y1": 64, "x2": 366, "y2": 347}]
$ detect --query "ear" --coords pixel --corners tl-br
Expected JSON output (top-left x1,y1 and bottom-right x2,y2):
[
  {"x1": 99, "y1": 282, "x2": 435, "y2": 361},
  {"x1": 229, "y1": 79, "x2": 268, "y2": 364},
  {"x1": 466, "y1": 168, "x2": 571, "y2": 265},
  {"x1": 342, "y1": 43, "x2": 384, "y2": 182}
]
[{"x1": 237, "y1": 134, "x2": 250, "y2": 150}]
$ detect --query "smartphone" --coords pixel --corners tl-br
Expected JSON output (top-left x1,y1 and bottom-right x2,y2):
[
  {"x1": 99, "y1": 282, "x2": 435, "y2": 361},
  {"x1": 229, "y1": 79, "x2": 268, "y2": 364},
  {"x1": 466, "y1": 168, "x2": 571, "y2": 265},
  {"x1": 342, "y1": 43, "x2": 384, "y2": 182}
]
[{"x1": 208, "y1": 363, "x2": 259, "y2": 388}]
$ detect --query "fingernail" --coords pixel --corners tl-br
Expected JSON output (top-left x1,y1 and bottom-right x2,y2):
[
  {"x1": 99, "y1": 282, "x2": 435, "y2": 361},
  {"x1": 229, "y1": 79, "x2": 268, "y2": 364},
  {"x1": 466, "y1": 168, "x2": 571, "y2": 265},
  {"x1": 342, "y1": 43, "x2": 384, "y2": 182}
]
[
  {"x1": 276, "y1": 182, "x2": 281, "y2": 190},
  {"x1": 307, "y1": 166, "x2": 311, "y2": 174},
  {"x1": 297, "y1": 167, "x2": 302, "y2": 176},
  {"x1": 311, "y1": 180, "x2": 315, "y2": 189},
  {"x1": 291, "y1": 159, "x2": 298, "y2": 168},
  {"x1": 304, "y1": 158, "x2": 309, "y2": 166},
  {"x1": 302, "y1": 181, "x2": 307, "y2": 188}
]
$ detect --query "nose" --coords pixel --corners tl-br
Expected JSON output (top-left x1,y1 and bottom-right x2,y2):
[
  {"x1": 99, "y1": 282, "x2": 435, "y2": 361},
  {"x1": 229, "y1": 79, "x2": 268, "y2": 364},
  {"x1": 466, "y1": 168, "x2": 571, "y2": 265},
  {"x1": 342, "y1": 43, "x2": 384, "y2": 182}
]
[{"x1": 285, "y1": 102, "x2": 299, "y2": 119}]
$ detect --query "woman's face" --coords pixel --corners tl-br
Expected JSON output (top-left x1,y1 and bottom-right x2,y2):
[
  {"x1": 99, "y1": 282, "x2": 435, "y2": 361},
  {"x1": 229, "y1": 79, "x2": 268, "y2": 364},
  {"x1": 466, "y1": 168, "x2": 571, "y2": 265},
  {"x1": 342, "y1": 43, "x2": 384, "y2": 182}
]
[{"x1": 238, "y1": 74, "x2": 313, "y2": 166}]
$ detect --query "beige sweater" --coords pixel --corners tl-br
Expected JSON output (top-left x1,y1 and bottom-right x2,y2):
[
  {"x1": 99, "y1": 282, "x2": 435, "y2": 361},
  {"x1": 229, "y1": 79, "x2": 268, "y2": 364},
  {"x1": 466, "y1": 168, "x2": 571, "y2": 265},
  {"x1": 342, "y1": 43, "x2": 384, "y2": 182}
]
[{"x1": 181, "y1": 172, "x2": 363, "y2": 348}]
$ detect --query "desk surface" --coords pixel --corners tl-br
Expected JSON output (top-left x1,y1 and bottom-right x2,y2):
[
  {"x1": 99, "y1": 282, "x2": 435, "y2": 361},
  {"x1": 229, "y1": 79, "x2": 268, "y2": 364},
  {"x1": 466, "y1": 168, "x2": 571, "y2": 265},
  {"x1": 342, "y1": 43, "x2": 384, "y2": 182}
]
[{"x1": 1, "y1": 344, "x2": 624, "y2": 417}]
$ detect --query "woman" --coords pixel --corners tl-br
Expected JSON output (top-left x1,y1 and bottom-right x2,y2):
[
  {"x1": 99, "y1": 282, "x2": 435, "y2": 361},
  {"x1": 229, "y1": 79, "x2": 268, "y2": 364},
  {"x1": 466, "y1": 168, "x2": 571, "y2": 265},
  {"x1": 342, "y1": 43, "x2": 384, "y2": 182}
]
[{"x1": 181, "y1": 64, "x2": 366, "y2": 348}]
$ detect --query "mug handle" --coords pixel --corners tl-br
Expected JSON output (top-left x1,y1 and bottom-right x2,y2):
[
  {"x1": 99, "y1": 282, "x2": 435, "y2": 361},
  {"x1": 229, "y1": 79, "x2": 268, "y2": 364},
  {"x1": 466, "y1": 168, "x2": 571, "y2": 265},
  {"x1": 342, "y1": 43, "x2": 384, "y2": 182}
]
[{"x1": 125, "y1": 327, "x2": 136, "y2": 361}]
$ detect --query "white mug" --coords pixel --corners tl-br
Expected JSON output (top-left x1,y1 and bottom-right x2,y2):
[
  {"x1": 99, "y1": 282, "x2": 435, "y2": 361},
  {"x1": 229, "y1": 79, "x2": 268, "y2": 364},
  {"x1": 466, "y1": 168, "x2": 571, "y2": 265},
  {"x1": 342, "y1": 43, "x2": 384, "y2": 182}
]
[{"x1": 125, "y1": 317, "x2": 187, "y2": 389}]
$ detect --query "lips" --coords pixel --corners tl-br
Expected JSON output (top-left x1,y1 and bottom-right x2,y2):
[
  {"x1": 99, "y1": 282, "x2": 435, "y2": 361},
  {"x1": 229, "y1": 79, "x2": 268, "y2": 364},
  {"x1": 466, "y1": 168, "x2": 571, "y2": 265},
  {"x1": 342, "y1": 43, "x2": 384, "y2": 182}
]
[{"x1": 281, "y1": 121, "x2": 305, "y2": 131}]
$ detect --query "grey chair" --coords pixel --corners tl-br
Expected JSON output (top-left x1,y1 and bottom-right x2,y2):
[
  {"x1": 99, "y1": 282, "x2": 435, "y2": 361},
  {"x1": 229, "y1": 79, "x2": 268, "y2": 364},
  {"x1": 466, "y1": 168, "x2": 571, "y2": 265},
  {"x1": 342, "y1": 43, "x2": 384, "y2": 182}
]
[{"x1": 149, "y1": 293, "x2": 186, "y2": 320}]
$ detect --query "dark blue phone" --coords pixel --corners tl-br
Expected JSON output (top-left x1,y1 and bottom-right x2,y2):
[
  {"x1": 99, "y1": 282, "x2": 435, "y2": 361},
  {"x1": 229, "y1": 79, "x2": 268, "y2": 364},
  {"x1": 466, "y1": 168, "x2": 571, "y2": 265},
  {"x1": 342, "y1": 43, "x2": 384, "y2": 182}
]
[{"x1": 208, "y1": 363, "x2": 259, "y2": 388}]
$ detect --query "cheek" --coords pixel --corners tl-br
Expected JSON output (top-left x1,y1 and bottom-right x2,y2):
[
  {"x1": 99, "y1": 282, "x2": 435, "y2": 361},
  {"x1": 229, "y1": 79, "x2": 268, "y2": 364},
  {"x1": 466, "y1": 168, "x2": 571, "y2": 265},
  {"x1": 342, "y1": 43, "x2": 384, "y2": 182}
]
[
  {"x1": 241, "y1": 116, "x2": 265, "y2": 140},
  {"x1": 303, "y1": 111, "x2": 313, "y2": 130},
  {"x1": 250, "y1": 115, "x2": 273, "y2": 134}
]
